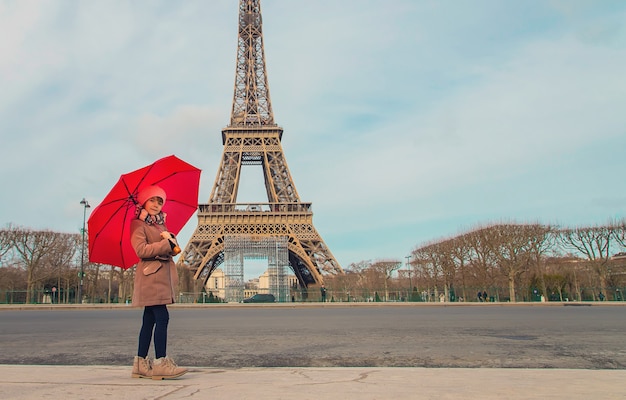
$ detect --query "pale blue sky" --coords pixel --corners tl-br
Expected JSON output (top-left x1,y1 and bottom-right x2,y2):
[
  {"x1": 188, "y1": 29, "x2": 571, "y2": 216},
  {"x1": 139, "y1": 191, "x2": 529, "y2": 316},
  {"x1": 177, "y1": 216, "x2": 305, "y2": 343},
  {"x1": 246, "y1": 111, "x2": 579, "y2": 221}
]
[{"x1": 1, "y1": 0, "x2": 625, "y2": 278}]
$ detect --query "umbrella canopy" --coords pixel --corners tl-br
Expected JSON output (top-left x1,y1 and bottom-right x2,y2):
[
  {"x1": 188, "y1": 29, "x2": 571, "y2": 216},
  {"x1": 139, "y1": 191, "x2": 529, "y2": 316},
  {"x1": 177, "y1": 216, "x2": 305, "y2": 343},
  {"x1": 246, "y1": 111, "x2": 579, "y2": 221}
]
[{"x1": 88, "y1": 155, "x2": 201, "y2": 269}]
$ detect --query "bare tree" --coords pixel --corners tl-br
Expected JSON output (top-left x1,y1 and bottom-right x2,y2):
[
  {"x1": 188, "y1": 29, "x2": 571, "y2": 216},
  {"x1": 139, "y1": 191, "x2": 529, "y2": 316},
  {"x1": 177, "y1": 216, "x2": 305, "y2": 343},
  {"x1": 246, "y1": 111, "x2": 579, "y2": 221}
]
[
  {"x1": 437, "y1": 240, "x2": 461, "y2": 301},
  {"x1": 413, "y1": 240, "x2": 457, "y2": 302},
  {"x1": 463, "y1": 226, "x2": 498, "y2": 299},
  {"x1": 86, "y1": 262, "x2": 101, "y2": 302},
  {"x1": 347, "y1": 260, "x2": 376, "y2": 301},
  {"x1": 325, "y1": 268, "x2": 361, "y2": 302},
  {"x1": 9, "y1": 227, "x2": 69, "y2": 303},
  {"x1": 527, "y1": 225, "x2": 558, "y2": 299},
  {"x1": 116, "y1": 268, "x2": 134, "y2": 303},
  {"x1": 369, "y1": 259, "x2": 401, "y2": 301},
  {"x1": 487, "y1": 224, "x2": 555, "y2": 302},
  {"x1": 557, "y1": 225, "x2": 617, "y2": 300},
  {"x1": 0, "y1": 264, "x2": 26, "y2": 303},
  {"x1": 543, "y1": 273, "x2": 568, "y2": 301},
  {"x1": 448, "y1": 235, "x2": 471, "y2": 301},
  {"x1": 412, "y1": 244, "x2": 441, "y2": 302},
  {"x1": 0, "y1": 225, "x2": 13, "y2": 261},
  {"x1": 44, "y1": 232, "x2": 79, "y2": 303},
  {"x1": 611, "y1": 219, "x2": 626, "y2": 250},
  {"x1": 344, "y1": 260, "x2": 382, "y2": 301}
]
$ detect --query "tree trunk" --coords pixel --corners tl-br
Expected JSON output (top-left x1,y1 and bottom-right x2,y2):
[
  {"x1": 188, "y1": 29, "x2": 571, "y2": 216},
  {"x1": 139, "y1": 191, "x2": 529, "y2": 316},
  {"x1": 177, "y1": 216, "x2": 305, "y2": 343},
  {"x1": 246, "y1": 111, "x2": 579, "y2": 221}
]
[
  {"x1": 26, "y1": 269, "x2": 35, "y2": 304},
  {"x1": 107, "y1": 266, "x2": 113, "y2": 303},
  {"x1": 508, "y1": 273, "x2": 516, "y2": 303}
]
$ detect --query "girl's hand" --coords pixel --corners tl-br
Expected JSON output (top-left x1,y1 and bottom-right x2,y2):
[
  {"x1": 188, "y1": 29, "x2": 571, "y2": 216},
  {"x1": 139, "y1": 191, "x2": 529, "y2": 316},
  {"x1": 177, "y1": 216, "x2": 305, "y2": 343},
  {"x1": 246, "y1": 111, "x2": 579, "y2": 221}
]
[{"x1": 160, "y1": 231, "x2": 181, "y2": 255}]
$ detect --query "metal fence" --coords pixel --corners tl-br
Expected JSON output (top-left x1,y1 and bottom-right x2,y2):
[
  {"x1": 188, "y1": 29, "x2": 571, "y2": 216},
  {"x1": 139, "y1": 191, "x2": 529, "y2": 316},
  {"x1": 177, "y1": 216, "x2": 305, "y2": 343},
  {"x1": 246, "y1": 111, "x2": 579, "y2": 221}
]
[
  {"x1": 311, "y1": 287, "x2": 626, "y2": 303},
  {"x1": 0, "y1": 289, "x2": 125, "y2": 305},
  {"x1": 188, "y1": 286, "x2": 625, "y2": 304},
  {"x1": 3, "y1": 286, "x2": 625, "y2": 305}
]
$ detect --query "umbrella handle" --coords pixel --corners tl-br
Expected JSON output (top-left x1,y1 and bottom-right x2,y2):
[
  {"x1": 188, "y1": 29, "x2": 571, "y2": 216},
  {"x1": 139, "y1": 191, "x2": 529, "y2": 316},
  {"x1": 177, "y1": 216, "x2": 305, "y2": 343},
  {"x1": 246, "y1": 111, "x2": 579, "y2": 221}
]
[
  {"x1": 168, "y1": 238, "x2": 181, "y2": 255},
  {"x1": 158, "y1": 226, "x2": 181, "y2": 256}
]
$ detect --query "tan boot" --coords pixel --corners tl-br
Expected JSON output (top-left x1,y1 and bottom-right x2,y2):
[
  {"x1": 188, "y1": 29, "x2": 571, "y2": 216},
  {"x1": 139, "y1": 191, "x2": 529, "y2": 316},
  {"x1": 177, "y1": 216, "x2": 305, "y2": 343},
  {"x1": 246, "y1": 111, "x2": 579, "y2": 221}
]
[
  {"x1": 131, "y1": 356, "x2": 152, "y2": 379},
  {"x1": 152, "y1": 356, "x2": 188, "y2": 380}
]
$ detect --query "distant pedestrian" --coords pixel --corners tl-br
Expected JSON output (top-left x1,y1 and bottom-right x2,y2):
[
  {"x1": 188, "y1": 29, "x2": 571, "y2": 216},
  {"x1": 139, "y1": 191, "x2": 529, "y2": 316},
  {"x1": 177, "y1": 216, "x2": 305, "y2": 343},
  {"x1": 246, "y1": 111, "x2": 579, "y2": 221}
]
[
  {"x1": 483, "y1": 291, "x2": 488, "y2": 302},
  {"x1": 320, "y1": 285, "x2": 327, "y2": 302},
  {"x1": 477, "y1": 291, "x2": 483, "y2": 302}
]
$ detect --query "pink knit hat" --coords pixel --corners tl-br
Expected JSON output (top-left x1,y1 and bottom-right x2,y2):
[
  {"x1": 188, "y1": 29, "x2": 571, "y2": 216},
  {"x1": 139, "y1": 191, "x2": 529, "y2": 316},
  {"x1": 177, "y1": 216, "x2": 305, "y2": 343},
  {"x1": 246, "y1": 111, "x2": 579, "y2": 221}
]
[{"x1": 137, "y1": 185, "x2": 166, "y2": 206}]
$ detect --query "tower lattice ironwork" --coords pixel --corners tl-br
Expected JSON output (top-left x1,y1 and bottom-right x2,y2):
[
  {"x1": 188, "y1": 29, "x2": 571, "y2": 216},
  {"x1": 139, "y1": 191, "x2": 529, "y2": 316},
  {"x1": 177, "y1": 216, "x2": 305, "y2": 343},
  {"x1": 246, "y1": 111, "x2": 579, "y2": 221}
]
[{"x1": 178, "y1": 0, "x2": 343, "y2": 289}]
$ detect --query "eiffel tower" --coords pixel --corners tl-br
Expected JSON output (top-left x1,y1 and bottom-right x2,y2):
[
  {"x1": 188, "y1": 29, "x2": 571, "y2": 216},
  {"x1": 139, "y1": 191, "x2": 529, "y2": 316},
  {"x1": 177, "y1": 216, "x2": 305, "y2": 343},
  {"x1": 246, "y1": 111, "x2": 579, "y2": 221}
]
[{"x1": 179, "y1": 0, "x2": 343, "y2": 290}]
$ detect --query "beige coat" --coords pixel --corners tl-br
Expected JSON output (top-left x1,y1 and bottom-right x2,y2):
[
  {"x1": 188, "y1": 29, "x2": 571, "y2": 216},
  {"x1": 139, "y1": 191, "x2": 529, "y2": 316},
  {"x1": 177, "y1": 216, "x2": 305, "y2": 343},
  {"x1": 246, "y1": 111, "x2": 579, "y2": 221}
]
[{"x1": 130, "y1": 219, "x2": 179, "y2": 307}]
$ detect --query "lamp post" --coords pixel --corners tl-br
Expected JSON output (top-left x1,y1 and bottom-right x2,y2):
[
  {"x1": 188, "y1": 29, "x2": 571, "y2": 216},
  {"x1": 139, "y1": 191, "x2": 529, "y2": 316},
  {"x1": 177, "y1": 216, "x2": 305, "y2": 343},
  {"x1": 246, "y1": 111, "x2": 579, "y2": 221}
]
[{"x1": 78, "y1": 198, "x2": 90, "y2": 304}]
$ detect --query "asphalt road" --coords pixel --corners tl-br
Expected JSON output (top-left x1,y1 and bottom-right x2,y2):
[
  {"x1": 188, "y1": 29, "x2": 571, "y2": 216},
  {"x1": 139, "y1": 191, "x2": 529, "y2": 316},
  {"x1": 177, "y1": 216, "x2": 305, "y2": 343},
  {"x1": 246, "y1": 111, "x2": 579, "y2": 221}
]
[{"x1": 0, "y1": 304, "x2": 624, "y2": 369}]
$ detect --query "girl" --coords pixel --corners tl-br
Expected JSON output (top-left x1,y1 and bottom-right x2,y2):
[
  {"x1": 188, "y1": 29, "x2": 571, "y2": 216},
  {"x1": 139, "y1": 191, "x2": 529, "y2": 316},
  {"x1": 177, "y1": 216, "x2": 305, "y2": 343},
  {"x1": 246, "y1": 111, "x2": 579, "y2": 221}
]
[{"x1": 130, "y1": 185, "x2": 187, "y2": 380}]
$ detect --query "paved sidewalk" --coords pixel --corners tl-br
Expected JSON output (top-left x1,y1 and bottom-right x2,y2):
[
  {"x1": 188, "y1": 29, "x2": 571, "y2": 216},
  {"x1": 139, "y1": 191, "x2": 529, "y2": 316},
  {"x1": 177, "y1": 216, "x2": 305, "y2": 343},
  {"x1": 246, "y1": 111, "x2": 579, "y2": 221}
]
[{"x1": 1, "y1": 365, "x2": 625, "y2": 400}]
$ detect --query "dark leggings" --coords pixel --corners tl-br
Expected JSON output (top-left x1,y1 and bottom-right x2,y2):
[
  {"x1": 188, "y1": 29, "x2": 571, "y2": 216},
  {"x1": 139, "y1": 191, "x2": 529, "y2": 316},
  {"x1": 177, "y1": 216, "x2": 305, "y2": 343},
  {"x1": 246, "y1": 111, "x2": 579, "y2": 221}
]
[{"x1": 137, "y1": 304, "x2": 169, "y2": 359}]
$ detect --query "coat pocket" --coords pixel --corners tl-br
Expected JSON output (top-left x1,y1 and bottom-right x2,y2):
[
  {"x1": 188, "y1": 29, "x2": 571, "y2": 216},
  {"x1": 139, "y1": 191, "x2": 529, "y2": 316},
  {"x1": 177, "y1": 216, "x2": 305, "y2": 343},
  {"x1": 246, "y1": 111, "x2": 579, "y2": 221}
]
[{"x1": 142, "y1": 260, "x2": 163, "y2": 276}]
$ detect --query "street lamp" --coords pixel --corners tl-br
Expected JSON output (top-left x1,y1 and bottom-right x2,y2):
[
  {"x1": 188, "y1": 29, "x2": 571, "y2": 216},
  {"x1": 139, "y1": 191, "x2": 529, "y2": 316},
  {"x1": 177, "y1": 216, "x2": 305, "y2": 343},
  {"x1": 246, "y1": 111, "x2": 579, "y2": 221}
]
[{"x1": 78, "y1": 198, "x2": 90, "y2": 304}]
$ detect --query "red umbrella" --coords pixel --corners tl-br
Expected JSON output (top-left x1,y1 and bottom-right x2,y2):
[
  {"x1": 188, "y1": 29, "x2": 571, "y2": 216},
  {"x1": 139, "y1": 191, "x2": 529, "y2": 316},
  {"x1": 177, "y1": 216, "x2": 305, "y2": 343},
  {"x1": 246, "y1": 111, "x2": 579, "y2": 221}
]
[{"x1": 87, "y1": 155, "x2": 201, "y2": 269}]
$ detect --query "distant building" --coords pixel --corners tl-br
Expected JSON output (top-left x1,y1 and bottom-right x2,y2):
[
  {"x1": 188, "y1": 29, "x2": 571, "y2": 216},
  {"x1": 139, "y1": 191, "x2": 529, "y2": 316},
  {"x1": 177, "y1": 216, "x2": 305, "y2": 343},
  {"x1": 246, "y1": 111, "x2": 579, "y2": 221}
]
[{"x1": 205, "y1": 268, "x2": 297, "y2": 301}]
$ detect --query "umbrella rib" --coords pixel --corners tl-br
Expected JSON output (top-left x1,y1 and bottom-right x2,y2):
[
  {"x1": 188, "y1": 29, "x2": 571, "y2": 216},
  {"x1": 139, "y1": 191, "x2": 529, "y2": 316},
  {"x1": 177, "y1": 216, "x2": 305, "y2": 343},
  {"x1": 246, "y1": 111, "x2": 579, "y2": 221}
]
[{"x1": 150, "y1": 171, "x2": 182, "y2": 187}]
